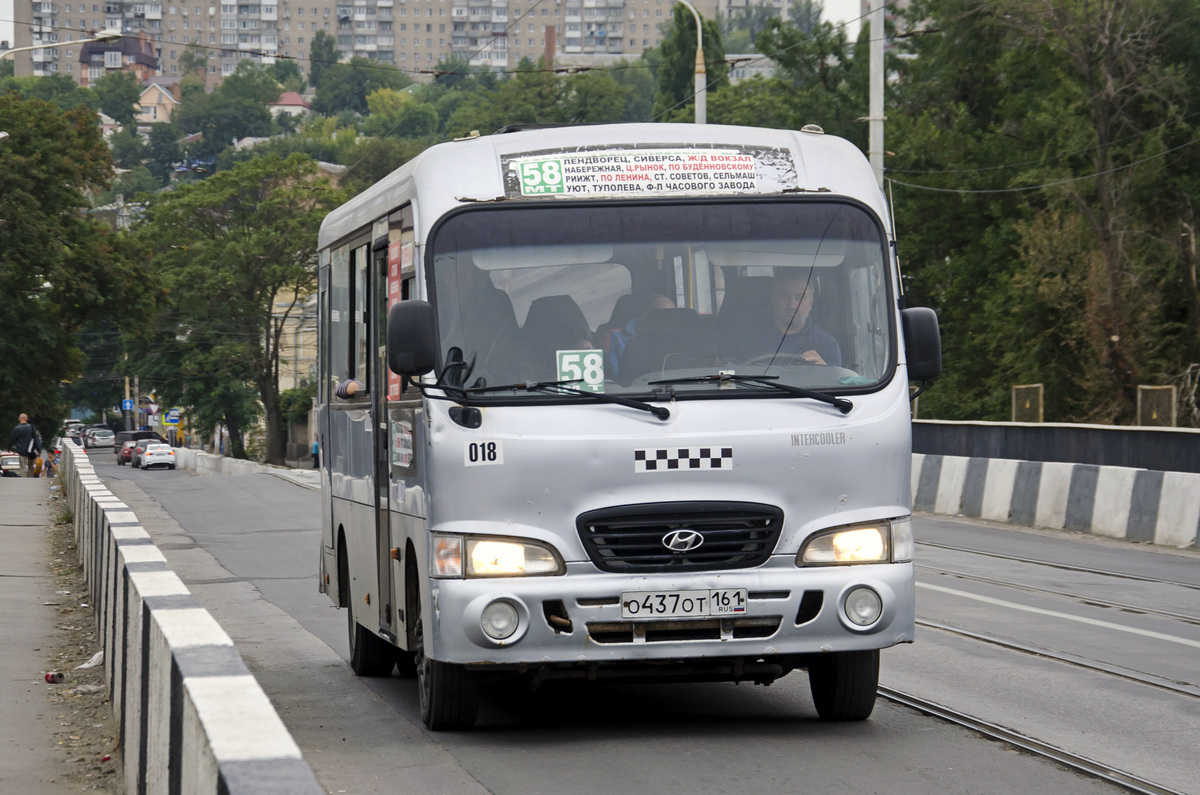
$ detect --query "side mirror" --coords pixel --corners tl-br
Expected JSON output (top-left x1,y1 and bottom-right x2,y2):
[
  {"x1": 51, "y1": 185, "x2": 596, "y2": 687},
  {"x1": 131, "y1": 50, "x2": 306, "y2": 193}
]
[
  {"x1": 387, "y1": 300, "x2": 437, "y2": 376},
  {"x1": 901, "y1": 307, "x2": 942, "y2": 382}
]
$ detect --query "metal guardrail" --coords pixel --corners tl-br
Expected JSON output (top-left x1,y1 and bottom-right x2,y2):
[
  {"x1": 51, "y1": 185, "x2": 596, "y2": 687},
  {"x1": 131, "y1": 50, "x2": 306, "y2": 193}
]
[{"x1": 913, "y1": 420, "x2": 1200, "y2": 474}]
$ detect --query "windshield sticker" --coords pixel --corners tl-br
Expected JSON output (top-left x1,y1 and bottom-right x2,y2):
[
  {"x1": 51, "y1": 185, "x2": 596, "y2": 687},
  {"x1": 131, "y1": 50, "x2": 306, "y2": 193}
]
[
  {"x1": 635, "y1": 448, "x2": 733, "y2": 473},
  {"x1": 503, "y1": 145, "x2": 799, "y2": 199},
  {"x1": 556, "y1": 349, "x2": 605, "y2": 393},
  {"x1": 465, "y1": 440, "x2": 504, "y2": 467}
]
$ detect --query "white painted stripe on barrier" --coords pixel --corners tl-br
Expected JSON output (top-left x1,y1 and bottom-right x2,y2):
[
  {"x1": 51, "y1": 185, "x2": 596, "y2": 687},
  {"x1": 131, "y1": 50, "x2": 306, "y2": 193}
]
[
  {"x1": 154, "y1": 607, "x2": 235, "y2": 649},
  {"x1": 910, "y1": 453, "x2": 925, "y2": 504},
  {"x1": 1034, "y1": 462, "x2": 1074, "y2": 529},
  {"x1": 120, "y1": 545, "x2": 169, "y2": 565},
  {"x1": 128, "y1": 569, "x2": 191, "y2": 597},
  {"x1": 1091, "y1": 466, "x2": 1137, "y2": 539},
  {"x1": 1155, "y1": 471, "x2": 1200, "y2": 548},
  {"x1": 979, "y1": 458, "x2": 1018, "y2": 523},
  {"x1": 919, "y1": 582, "x2": 1200, "y2": 649},
  {"x1": 934, "y1": 455, "x2": 969, "y2": 515},
  {"x1": 185, "y1": 676, "x2": 303, "y2": 761},
  {"x1": 103, "y1": 510, "x2": 140, "y2": 524},
  {"x1": 110, "y1": 525, "x2": 151, "y2": 541}
]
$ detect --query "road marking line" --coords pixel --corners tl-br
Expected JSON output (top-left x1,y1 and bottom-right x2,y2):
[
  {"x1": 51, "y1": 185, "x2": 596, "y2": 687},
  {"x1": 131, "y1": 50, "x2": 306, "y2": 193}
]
[{"x1": 917, "y1": 581, "x2": 1200, "y2": 649}]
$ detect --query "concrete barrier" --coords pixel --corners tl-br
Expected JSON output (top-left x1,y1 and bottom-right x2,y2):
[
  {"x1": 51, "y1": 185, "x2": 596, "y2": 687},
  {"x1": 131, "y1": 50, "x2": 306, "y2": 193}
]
[
  {"x1": 913, "y1": 453, "x2": 1200, "y2": 549},
  {"x1": 60, "y1": 442, "x2": 322, "y2": 795}
]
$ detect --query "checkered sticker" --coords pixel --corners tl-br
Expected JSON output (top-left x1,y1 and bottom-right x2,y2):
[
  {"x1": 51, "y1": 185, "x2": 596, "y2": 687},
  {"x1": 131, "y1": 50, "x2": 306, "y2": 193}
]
[{"x1": 634, "y1": 447, "x2": 733, "y2": 472}]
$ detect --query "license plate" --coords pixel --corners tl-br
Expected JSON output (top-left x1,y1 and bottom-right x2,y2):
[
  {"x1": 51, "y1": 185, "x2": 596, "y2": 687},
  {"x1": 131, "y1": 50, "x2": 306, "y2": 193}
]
[{"x1": 621, "y1": 589, "x2": 748, "y2": 619}]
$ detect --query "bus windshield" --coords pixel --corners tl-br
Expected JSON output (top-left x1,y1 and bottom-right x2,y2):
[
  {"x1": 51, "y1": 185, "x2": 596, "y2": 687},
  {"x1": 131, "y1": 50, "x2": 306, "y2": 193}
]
[{"x1": 428, "y1": 199, "x2": 893, "y2": 398}]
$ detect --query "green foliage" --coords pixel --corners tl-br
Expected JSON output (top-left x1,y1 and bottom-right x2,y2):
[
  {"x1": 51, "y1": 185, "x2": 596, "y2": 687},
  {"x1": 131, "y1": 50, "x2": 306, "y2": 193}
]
[
  {"x1": 221, "y1": 61, "x2": 284, "y2": 105},
  {"x1": 309, "y1": 30, "x2": 342, "y2": 89},
  {"x1": 94, "y1": 165, "x2": 160, "y2": 204},
  {"x1": 132, "y1": 154, "x2": 348, "y2": 461},
  {"x1": 269, "y1": 58, "x2": 304, "y2": 88},
  {"x1": 91, "y1": 71, "x2": 142, "y2": 126},
  {"x1": 173, "y1": 92, "x2": 272, "y2": 162},
  {"x1": 145, "y1": 123, "x2": 183, "y2": 183},
  {"x1": 312, "y1": 58, "x2": 413, "y2": 116},
  {"x1": 279, "y1": 384, "x2": 317, "y2": 426},
  {"x1": 0, "y1": 94, "x2": 153, "y2": 443},
  {"x1": 178, "y1": 44, "x2": 209, "y2": 77},
  {"x1": 719, "y1": 3, "x2": 782, "y2": 53},
  {"x1": 0, "y1": 72, "x2": 97, "y2": 112},
  {"x1": 108, "y1": 125, "x2": 145, "y2": 169}
]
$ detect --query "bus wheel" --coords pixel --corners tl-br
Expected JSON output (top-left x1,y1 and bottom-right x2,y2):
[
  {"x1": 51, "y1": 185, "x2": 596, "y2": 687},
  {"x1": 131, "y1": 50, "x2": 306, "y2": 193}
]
[
  {"x1": 415, "y1": 605, "x2": 478, "y2": 730},
  {"x1": 807, "y1": 650, "x2": 879, "y2": 721}
]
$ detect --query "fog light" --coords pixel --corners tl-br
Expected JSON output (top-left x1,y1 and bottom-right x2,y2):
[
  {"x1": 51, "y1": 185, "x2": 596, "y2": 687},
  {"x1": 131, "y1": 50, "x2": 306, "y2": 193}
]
[
  {"x1": 480, "y1": 600, "x2": 519, "y2": 640},
  {"x1": 844, "y1": 587, "x2": 882, "y2": 627}
]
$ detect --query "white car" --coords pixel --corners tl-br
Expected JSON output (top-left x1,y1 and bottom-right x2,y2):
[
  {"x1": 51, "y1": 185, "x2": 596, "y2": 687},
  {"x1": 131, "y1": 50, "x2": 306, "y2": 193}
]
[
  {"x1": 138, "y1": 443, "x2": 177, "y2": 471},
  {"x1": 87, "y1": 429, "x2": 115, "y2": 449}
]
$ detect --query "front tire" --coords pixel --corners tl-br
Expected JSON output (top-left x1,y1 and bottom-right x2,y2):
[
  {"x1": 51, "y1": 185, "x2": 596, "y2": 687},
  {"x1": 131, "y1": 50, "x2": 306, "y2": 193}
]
[
  {"x1": 415, "y1": 592, "x2": 478, "y2": 730},
  {"x1": 808, "y1": 650, "x2": 879, "y2": 721}
]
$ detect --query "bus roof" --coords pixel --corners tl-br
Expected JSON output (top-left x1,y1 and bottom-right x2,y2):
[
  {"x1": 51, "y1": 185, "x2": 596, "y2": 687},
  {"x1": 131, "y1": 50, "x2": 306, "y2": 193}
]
[{"x1": 318, "y1": 123, "x2": 886, "y2": 251}]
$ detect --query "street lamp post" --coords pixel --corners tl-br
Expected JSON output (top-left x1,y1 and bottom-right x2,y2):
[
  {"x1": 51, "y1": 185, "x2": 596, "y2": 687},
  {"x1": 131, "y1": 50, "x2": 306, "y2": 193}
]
[
  {"x1": 675, "y1": 0, "x2": 705, "y2": 124},
  {"x1": 1, "y1": 28, "x2": 123, "y2": 64}
]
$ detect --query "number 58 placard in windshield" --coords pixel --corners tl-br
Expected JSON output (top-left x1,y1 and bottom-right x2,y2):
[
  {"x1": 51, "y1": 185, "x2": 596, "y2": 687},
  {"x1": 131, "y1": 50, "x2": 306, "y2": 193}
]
[{"x1": 557, "y1": 349, "x2": 605, "y2": 393}]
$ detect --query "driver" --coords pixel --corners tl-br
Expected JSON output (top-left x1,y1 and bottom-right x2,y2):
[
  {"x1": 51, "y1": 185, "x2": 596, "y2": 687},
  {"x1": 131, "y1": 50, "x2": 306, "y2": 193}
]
[{"x1": 738, "y1": 270, "x2": 841, "y2": 367}]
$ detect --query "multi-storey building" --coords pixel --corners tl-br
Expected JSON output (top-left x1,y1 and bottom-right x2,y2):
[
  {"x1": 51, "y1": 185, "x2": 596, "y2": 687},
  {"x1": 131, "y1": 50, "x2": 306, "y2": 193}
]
[{"x1": 14, "y1": 0, "x2": 726, "y2": 84}]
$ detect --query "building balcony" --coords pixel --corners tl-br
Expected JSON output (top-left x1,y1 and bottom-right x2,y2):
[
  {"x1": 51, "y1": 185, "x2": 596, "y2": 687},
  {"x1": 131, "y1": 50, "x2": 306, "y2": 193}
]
[{"x1": 262, "y1": 6, "x2": 278, "y2": 19}]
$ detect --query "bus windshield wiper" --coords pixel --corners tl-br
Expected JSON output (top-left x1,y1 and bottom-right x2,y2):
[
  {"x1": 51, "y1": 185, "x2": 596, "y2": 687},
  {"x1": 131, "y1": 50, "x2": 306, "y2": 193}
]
[
  {"x1": 649, "y1": 373, "x2": 852, "y2": 414},
  {"x1": 466, "y1": 379, "x2": 670, "y2": 420}
]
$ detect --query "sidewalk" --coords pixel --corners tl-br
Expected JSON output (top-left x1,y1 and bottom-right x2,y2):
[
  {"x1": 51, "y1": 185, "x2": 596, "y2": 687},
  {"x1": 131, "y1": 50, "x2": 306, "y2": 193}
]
[{"x1": 0, "y1": 478, "x2": 81, "y2": 792}]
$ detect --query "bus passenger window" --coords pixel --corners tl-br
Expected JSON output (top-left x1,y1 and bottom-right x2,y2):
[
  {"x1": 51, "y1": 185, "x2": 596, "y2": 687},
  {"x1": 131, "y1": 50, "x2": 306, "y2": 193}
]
[{"x1": 330, "y1": 245, "x2": 351, "y2": 383}]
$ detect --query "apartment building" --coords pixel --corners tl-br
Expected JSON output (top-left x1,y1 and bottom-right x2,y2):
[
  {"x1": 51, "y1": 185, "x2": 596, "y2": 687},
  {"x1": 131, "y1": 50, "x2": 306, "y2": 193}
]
[{"x1": 15, "y1": 0, "x2": 725, "y2": 84}]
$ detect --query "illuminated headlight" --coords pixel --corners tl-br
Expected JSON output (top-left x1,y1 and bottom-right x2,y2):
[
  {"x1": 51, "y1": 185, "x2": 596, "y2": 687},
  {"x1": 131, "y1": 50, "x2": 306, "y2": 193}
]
[
  {"x1": 844, "y1": 587, "x2": 883, "y2": 626},
  {"x1": 431, "y1": 534, "x2": 564, "y2": 578},
  {"x1": 798, "y1": 517, "x2": 912, "y2": 566},
  {"x1": 480, "y1": 600, "x2": 519, "y2": 640}
]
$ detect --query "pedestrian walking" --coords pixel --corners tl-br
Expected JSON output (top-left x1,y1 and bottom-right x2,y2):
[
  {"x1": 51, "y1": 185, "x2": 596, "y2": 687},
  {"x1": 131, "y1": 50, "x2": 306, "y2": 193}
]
[
  {"x1": 7, "y1": 413, "x2": 41, "y2": 477},
  {"x1": 312, "y1": 439, "x2": 319, "y2": 469}
]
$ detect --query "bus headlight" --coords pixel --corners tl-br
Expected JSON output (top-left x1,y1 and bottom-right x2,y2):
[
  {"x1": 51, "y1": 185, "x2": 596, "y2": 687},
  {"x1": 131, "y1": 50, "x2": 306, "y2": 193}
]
[
  {"x1": 799, "y1": 522, "x2": 890, "y2": 565},
  {"x1": 431, "y1": 535, "x2": 565, "y2": 578}
]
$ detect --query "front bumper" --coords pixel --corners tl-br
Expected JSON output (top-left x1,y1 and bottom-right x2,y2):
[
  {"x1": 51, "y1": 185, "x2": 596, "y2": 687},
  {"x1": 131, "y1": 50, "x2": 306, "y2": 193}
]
[{"x1": 427, "y1": 557, "x2": 914, "y2": 667}]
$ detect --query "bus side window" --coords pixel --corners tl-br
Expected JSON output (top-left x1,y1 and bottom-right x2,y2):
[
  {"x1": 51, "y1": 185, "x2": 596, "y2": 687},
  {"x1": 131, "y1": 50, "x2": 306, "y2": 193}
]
[
  {"x1": 330, "y1": 244, "x2": 352, "y2": 387},
  {"x1": 353, "y1": 244, "x2": 370, "y2": 381}
]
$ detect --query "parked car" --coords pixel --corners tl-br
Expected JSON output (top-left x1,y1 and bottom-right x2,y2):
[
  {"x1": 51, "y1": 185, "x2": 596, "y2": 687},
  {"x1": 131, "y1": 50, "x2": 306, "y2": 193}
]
[
  {"x1": 86, "y1": 428, "x2": 115, "y2": 449},
  {"x1": 117, "y1": 440, "x2": 138, "y2": 465},
  {"x1": 138, "y1": 443, "x2": 177, "y2": 471},
  {"x1": 1, "y1": 451, "x2": 21, "y2": 477},
  {"x1": 113, "y1": 430, "x2": 167, "y2": 454}
]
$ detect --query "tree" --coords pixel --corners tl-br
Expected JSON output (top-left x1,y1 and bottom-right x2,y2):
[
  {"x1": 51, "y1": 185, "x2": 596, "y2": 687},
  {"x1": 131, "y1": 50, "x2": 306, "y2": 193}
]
[
  {"x1": 133, "y1": 154, "x2": 348, "y2": 462},
  {"x1": 719, "y1": 3, "x2": 782, "y2": 52},
  {"x1": 173, "y1": 92, "x2": 273, "y2": 162},
  {"x1": 0, "y1": 94, "x2": 153, "y2": 441},
  {"x1": 91, "y1": 70, "x2": 142, "y2": 127},
  {"x1": 269, "y1": 57, "x2": 304, "y2": 89},
  {"x1": 650, "y1": 6, "x2": 729, "y2": 121},
  {"x1": 145, "y1": 123, "x2": 183, "y2": 183},
  {"x1": 312, "y1": 58, "x2": 413, "y2": 116},
  {"x1": 220, "y1": 61, "x2": 284, "y2": 105},
  {"x1": 108, "y1": 125, "x2": 145, "y2": 169},
  {"x1": 309, "y1": 30, "x2": 342, "y2": 89}
]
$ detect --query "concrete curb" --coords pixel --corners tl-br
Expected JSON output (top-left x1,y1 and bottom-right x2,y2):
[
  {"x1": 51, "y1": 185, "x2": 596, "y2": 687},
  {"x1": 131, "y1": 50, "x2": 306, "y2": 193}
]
[
  {"x1": 175, "y1": 449, "x2": 320, "y2": 491},
  {"x1": 60, "y1": 442, "x2": 323, "y2": 795},
  {"x1": 913, "y1": 453, "x2": 1200, "y2": 549}
]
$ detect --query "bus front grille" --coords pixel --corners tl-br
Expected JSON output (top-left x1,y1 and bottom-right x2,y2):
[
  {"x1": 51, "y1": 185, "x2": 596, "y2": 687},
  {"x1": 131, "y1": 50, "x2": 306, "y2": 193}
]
[{"x1": 576, "y1": 502, "x2": 783, "y2": 573}]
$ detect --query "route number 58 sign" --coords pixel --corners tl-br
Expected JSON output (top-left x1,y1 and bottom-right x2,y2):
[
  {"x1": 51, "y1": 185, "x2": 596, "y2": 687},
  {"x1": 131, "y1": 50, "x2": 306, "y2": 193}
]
[
  {"x1": 557, "y1": 349, "x2": 605, "y2": 393},
  {"x1": 519, "y1": 159, "x2": 565, "y2": 195}
]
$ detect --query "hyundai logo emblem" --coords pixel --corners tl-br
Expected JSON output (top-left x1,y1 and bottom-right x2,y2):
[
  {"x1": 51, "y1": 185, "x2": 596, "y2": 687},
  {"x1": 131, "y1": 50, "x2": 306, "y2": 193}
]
[{"x1": 662, "y1": 529, "x2": 704, "y2": 552}]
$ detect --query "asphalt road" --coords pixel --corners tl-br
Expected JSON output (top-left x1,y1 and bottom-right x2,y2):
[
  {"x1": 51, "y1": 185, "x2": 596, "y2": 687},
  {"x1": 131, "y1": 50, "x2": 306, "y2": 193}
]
[{"x1": 92, "y1": 455, "x2": 1200, "y2": 794}]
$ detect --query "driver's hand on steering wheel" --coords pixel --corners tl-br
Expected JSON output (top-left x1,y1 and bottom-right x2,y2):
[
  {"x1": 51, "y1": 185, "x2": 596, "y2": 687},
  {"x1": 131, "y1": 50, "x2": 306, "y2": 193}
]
[{"x1": 801, "y1": 349, "x2": 827, "y2": 365}]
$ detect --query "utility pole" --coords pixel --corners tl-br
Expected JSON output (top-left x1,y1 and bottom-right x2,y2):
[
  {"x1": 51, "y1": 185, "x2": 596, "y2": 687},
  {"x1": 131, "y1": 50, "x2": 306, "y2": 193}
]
[
  {"x1": 677, "y1": 0, "x2": 705, "y2": 124},
  {"x1": 133, "y1": 375, "x2": 140, "y2": 431},
  {"x1": 124, "y1": 376, "x2": 132, "y2": 431},
  {"x1": 868, "y1": 1, "x2": 885, "y2": 189}
]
